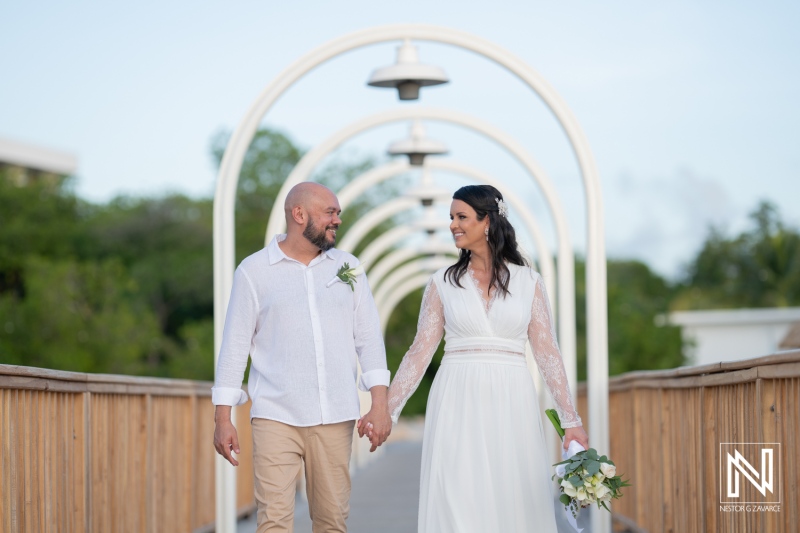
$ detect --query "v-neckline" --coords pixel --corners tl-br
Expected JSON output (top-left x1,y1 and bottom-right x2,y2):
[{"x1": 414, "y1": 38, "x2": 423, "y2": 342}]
[{"x1": 466, "y1": 266, "x2": 497, "y2": 315}]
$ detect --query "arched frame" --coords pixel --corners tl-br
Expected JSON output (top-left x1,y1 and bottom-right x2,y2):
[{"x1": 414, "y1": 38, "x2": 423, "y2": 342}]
[
  {"x1": 310, "y1": 158, "x2": 557, "y2": 304},
  {"x1": 263, "y1": 108, "x2": 576, "y2": 397},
  {"x1": 214, "y1": 24, "x2": 609, "y2": 533}
]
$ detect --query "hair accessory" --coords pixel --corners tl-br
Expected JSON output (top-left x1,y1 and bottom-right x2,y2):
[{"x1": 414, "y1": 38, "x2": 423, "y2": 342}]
[{"x1": 495, "y1": 197, "x2": 509, "y2": 218}]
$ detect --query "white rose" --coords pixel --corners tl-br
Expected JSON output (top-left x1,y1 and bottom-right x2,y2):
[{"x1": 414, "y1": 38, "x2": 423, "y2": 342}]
[
  {"x1": 594, "y1": 484, "x2": 611, "y2": 499},
  {"x1": 576, "y1": 487, "x2": 588, "y2": 501},
  {"x1": 561, "y1": 479, "x2": 577, "y2": 498},
  {"x1": 600, "y1": 463, "x2": 616, "y2": 478}
]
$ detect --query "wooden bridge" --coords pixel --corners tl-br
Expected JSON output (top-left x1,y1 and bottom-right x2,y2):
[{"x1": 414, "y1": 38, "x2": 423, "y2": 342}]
[{"x1": 2, "y1": 350, "x2": 798, "y2": 532}]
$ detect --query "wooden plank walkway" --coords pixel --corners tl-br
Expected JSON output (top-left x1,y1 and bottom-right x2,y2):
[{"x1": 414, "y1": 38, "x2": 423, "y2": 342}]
[{"x1": 236, "y1": 437, "x2": 596, "y2": 533}]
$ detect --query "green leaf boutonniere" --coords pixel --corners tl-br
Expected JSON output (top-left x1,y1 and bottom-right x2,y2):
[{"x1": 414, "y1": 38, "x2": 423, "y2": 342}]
[{"x1": 326, "y1": 262, "x2": 365, "y2": 291}]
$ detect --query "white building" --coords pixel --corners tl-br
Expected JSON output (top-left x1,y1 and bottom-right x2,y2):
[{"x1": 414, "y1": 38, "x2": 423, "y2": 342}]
[
  {"x1": 0, "y1": 136, "x2": 77, "y2": 185},
  {"x1": 663, "y1": 307, "x2": 800, "y2": 366}
]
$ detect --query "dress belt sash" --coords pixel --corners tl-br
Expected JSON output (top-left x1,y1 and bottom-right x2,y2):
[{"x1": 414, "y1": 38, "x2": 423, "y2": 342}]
[{"x1": 444, "y1": 336, "x2": 525, "y2": 356}]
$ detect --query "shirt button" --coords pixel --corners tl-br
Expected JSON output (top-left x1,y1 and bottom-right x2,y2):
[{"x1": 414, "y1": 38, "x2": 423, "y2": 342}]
[
  {"x1": 320, "y1": 386, "x2": 325, "y2": 391},
  {"x1": 318, "y1": 361, "x2": 323, "y2": 367}
]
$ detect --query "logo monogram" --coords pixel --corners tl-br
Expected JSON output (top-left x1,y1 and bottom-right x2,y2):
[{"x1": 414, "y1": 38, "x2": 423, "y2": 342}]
[
  {"x1": 720, "y1": 443, "x2": 781, "y2": 504},
  {"x1": 726, "y1": 448, "x2": 773, "y2": 497}
]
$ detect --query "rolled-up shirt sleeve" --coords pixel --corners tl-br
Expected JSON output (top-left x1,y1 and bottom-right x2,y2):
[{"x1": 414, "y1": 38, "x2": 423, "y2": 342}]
[
  {"x1": 211, "y1": 267, "x2": 257, "y2": 406},
  {"x1": 352, "y1": 270, "x2": 390, "y2": 391}
]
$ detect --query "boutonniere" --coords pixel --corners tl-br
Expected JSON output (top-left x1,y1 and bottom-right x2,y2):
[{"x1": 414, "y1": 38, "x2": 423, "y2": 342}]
[{"x1": 326, "y1": 262, "x2": 365, "y2": 291}]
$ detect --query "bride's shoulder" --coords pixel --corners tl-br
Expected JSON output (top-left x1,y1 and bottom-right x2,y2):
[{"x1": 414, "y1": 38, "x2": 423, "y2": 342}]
[
  {"x1": 506, "y1": 262, "x2": 538, "y2": 278},
  {"x1": 432, "y1": 266, "x2": 450, "y2": 284},
  {"x1": 506, "y1": 263, "x2": 541, "y2": 289}
]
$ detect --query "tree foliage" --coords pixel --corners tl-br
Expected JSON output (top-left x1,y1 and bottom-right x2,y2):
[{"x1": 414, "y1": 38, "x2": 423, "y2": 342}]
[
  {"x1": 0, "y1": 256, "x2": 161, "y2": 374},
  {"x1": 0, "y1": 128, "x2": 402, "y2": 381},
  {"x1": 674, "y1": 201, "x2": 800, "y2": 309},
  {"x1": 573, "y1": 258, "x2": 684, "y2": 381},
  {"x1": 4, "y1": 127, "x2": 794, "y2": 415}
]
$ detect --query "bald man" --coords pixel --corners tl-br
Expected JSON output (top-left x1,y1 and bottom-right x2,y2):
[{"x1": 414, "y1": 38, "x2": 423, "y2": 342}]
[{"x1": 213, "y1": 183, "x2": 391, "y2": 532}]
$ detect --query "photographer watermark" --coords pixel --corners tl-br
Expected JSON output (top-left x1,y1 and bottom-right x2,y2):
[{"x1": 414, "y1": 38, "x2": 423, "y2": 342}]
[{"x1": 719, "y1": 443, "x2": 781, "y2": 513}]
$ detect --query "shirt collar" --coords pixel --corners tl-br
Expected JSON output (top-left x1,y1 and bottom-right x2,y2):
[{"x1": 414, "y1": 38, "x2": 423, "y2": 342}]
[{"x1": 267, "y1": 234, "x2": 336, "y2": 265}]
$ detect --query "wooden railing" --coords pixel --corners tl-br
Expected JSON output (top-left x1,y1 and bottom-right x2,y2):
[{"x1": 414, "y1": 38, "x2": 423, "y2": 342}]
[
  {"x1": 0, "y1": 365, "x2": 254, "y2": 533},
  {"x1": 5, "y1": 350, "x2": 799, "y2": 532},
  {"x1": 577, "y1": 350, "x2": 800, "y2": 533}
]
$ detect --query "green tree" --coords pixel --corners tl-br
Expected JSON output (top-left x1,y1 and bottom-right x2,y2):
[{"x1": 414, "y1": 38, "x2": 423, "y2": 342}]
[
  {"x1": 0, "y1": 174, "x2": 87, "y2": 295},
  {"x1": 575, "y1": 258, "x2": 684, "y2": 380},
  {"x1": 674, "y1": 201, "x2": 800, "y2": 309},
  {"x1": 84, "y1": 195, "x2": 214, "y2": 338},
  {"x1": 0, "y1": 256, "x2": 160, "y2": 374}
]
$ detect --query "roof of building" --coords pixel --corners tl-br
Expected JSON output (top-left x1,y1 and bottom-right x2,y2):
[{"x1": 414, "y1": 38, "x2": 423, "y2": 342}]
[
  {"x1": 665, "y1": 307, "x2": 800, "y2": 327},
  {"x1": 0, "y1": 136, "x2": 77, "y2": 176},
  {"x1": 779, "y1": 322, "x2": 800, "y2": 349}
]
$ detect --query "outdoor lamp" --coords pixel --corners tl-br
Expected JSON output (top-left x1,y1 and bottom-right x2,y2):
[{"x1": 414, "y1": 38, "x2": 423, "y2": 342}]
[
  {"x1": 387, "y1": 120, "x2": 448, "y2": 166},
  {"x1": 367, "y1": 39, "x2": 449, "y2": 100},
  {"x1": 405, "y1": 167, "x2": 450, "y2": 206}
]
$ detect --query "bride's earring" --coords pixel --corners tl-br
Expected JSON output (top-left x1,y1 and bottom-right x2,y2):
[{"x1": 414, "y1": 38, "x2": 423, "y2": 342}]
[{"x1": 484, "y1": 226, "x2": 489, "y2": 241}]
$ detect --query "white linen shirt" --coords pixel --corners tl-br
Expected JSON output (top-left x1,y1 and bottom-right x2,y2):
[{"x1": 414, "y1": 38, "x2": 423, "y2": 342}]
[{"x1": 211, "y1": 234, "x2": 390, "y2": 426}]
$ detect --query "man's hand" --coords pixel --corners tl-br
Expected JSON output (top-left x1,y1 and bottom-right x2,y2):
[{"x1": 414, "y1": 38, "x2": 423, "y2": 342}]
[
  {"x1": 214, "y1": 405, "x2": 240, "y2": 466},
  {"x1": 563, "y1": 426, "x2": 589, "y2": 451},
  {"x1": 356, "y1": 385, "x2": 391, "y2": 452}
]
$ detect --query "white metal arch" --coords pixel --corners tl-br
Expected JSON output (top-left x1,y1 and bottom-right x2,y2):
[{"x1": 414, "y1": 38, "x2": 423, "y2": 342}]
[
  {"x1": 214, "y1": 25, "x2": 608, "y2": 532},
  {"x1": 318, "y1": 158, "x2": 556, "y2": 301},
  {"x1": 262, "y1": 108, "x2": 576, "y2": 400},
  {"x1": 378, "y1": 272, "x2": 438, "y2": 335},
  {"x1": 341, "y1": 195, "x2": 551, "y2": 309},
  {"x1": 369, "y1": 242, "x2": 456, "y2": 292},
  {"x1": 373, "y1": 256, "x2": 454, "y2": 308},
  {"x1": 359, "y1": 223, "x2": 450, "y2": 268},
  {"x1": 336, "y1": 159, "x2": 410, "y2": 208},
  {"x1": 428, "y1": 158, "x2": 554, "y2": 290},
  {"x1": 338, "y1": 197, "x2": 422, "y2": 252}
]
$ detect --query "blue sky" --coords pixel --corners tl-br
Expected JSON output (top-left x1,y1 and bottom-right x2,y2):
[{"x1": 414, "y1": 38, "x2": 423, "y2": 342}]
[{"x1": 2, "y1": 1, "x2": 798, "y2": 278}]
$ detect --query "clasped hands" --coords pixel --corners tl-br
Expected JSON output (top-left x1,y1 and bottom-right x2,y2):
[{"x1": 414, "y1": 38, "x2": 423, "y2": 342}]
[{"x1": 357, "y1": 386, "x2": 392, "y2": 452}]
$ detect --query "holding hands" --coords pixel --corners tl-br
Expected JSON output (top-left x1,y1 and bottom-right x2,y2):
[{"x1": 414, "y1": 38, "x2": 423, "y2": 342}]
[{"x1": 357, "y1": 385, "x2": 392, "y2": 452}]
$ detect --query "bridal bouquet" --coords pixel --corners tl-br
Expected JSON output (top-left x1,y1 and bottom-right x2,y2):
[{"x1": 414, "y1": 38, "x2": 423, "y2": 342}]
[{"x1": 545, "y1": 409, "x2": 630, "y2": 520}]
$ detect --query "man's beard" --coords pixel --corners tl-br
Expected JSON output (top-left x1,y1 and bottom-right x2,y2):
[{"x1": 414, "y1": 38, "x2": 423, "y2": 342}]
[{"x1": 303, "y1": 218, "x2": 337, "y2": 251}]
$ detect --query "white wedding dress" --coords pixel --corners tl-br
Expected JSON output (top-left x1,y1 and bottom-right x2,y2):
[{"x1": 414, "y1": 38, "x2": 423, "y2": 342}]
[{"x1": 387, "y1": 263, "x2": 582, "y2": 533}]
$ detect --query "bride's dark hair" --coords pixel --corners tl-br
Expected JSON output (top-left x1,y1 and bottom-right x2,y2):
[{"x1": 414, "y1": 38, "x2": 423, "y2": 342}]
[{"x1": 444, "y1": 185, "x2": 527, "y2": 297}]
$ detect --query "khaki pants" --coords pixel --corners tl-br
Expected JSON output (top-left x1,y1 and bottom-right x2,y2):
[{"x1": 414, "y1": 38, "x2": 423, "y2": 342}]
[{"x1": 251, "y1": 418, "x2": 355, "y2": 533}]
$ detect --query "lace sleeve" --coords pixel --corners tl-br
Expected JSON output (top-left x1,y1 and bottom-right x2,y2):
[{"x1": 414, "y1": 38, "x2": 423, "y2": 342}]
[
  {"x1": 387, "y1": 278, "x2": 445, "y2": 423},
  {"x1": 528, "y1": 273, "x2": 583, "y2": 428}
]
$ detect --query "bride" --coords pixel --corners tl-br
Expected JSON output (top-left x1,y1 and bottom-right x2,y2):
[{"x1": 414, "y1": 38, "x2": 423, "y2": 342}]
[{"x1": 363, "y1": 185, "x2": 588, "y2": 532}]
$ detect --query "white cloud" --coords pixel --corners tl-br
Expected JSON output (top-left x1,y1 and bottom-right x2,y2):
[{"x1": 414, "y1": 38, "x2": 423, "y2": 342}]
[{"x1": 605, "y1": 168, "x2": 743, "y2": 279}]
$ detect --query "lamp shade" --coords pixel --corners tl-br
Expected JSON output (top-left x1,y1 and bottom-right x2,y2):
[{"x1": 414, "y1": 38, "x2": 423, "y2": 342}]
[
  {"x1": 368, "y1": 40, "x2": 449, "y2": 100},
  {"x1": 387, "y1": 121, "x2": 448, "y2": 166}
]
